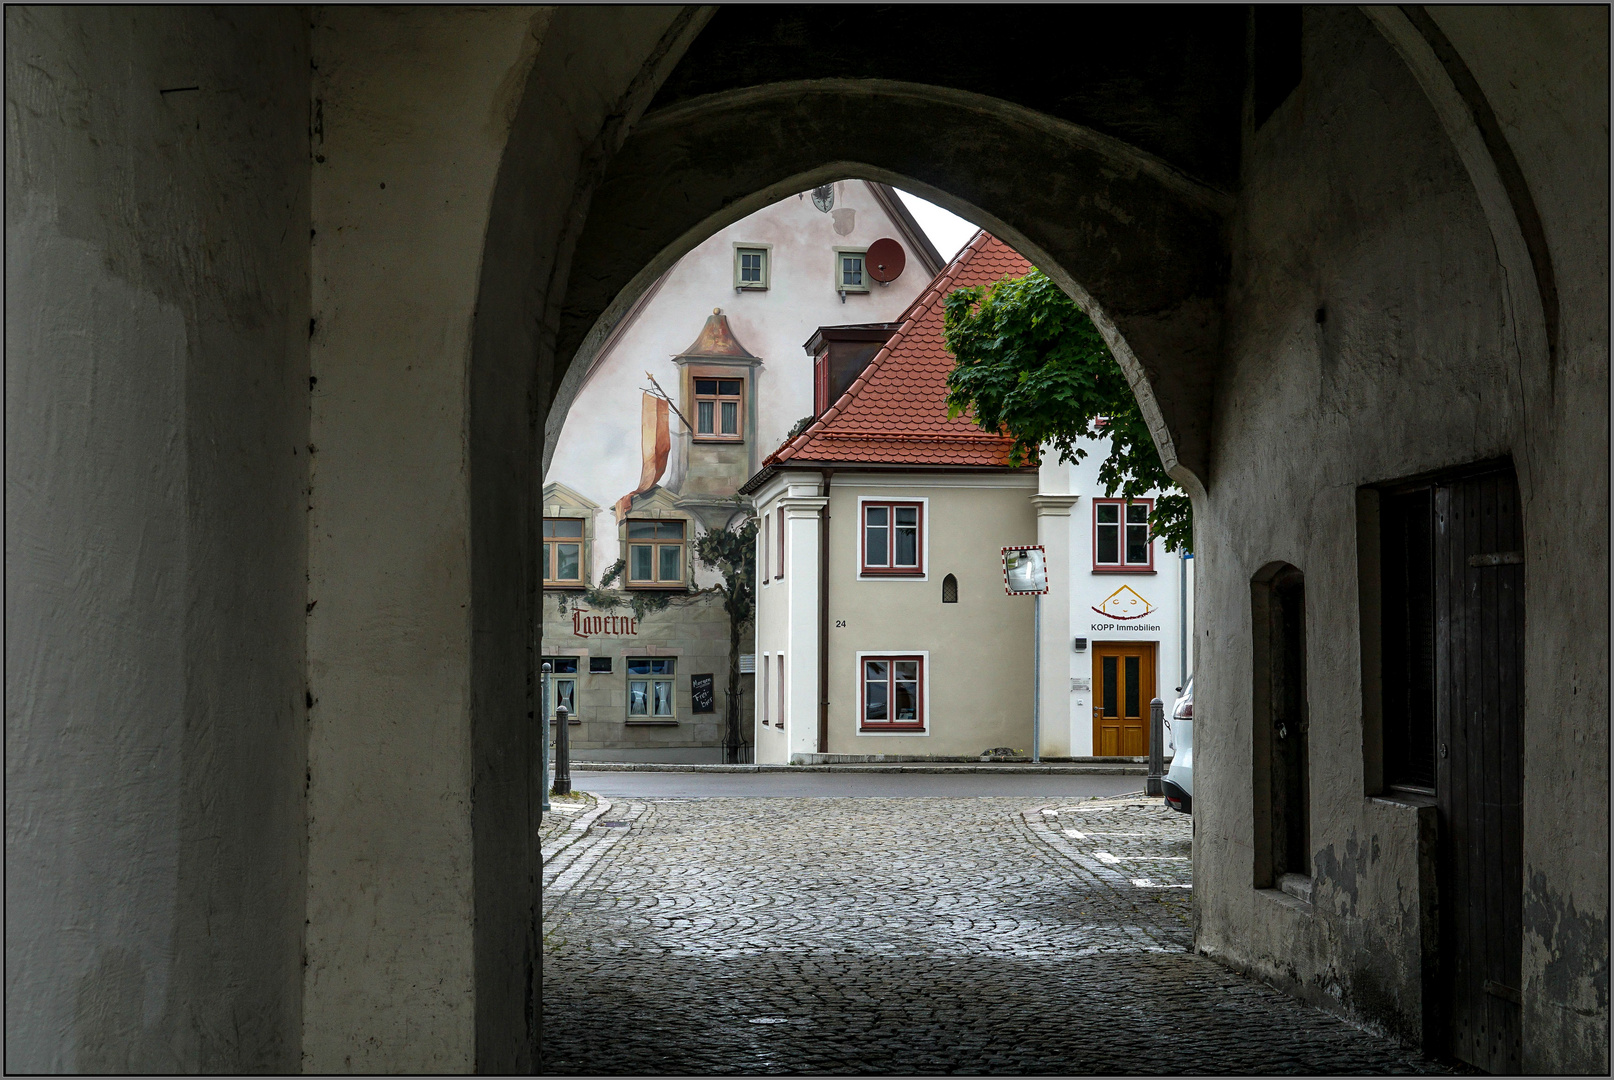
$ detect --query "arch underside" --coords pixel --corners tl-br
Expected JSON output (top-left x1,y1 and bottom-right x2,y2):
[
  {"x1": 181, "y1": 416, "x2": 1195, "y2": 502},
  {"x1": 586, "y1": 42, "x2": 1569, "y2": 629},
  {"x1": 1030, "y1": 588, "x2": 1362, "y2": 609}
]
[{"x1": 547, "y1": 80, "x2": 1235, "y2": 492}]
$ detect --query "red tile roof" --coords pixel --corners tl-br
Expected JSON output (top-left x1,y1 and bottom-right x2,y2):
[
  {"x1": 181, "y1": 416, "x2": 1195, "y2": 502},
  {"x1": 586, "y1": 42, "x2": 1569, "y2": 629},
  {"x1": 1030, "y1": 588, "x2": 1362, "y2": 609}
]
[{"x1": 762, "y1": 231, "x2": 1033, "y2": 469}]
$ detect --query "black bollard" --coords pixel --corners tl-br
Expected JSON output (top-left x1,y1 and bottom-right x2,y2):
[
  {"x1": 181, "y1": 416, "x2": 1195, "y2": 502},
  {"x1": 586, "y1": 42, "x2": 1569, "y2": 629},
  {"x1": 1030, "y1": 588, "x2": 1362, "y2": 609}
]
[
  {"x1": 552, "y1": 704, "x2": 572, "y2": 796},
  {"x1": 1146, "y1": 697, "x2": 1165, "y2": 796}
]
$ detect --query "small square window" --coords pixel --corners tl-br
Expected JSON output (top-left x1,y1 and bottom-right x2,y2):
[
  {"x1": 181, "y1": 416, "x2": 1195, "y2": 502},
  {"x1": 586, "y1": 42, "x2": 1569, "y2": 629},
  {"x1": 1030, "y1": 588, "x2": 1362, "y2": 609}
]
[
  {"x1": 835, "y1": 249, "x2": 870, "y2": 293},
  {"x1": 589, "y1": 656, "x2": 613, "y2": 674},
  {"x1": 734, "y1": 245, "x2": 770, "y2": 290}
]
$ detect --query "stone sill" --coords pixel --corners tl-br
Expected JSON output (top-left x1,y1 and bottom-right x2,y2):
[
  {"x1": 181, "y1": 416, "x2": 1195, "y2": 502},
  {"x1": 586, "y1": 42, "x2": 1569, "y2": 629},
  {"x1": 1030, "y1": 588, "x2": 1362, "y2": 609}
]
[{"x1": 624, "y1": 719, "x2": 679, "y2": 726}]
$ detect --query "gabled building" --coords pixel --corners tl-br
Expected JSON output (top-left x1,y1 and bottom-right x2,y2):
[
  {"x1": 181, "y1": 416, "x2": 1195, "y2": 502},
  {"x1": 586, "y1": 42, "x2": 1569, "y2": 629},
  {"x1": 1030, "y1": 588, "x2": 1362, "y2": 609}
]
[
  {"x1": 744, "y1": 231, "x2": 1192, "y2": 764},
  {"x1": 542, "y1": 180, "x2": 940, "y2": 762}
]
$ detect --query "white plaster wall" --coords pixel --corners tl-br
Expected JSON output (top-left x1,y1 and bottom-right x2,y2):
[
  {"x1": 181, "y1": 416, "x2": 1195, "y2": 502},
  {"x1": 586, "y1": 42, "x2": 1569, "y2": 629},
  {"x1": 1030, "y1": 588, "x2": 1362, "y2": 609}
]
[
  {"x1": 5, "y1": 7, "x2": 310, "y2": 1071},
  {"x1": 546, "y1": 179, "x2": 929, "y2": 589},
  {"x1": 751, "y1": 476, "x2": 814, "y2": 764},
  {"x1": 1041, "y1": 448, "x2": 1193, "y2": 757},
  {"x1": 302, "y1": 8, "x2": 546, "y2": 1072}
]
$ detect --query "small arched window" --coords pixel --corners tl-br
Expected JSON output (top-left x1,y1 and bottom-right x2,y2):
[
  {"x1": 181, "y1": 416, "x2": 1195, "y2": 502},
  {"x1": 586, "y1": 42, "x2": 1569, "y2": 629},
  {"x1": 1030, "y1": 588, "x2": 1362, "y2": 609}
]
[{"x1": 941, "y1": 573, "x2": 958, "y2": 603}]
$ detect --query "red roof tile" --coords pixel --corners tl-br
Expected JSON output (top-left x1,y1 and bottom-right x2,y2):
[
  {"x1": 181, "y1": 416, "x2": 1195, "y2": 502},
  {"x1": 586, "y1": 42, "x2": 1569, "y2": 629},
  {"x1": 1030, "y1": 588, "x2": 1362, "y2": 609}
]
[{"x1": 762, "y1": 231, "x2": 1033, "y2": 469}]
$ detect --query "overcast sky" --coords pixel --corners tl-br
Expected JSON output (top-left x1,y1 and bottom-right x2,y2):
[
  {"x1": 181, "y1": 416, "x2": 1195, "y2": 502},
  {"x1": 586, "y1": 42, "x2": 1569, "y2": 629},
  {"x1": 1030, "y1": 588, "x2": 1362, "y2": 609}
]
[{"x1": 894, "y1": 189, "x2": 979, "y2": 263}]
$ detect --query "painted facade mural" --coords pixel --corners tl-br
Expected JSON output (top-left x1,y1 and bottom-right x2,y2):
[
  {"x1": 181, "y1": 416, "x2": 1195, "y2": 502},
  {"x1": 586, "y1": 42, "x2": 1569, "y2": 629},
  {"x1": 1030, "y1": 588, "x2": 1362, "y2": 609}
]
[{"x1": 542, "y1": 181, "x2": 939, "y2": 762}]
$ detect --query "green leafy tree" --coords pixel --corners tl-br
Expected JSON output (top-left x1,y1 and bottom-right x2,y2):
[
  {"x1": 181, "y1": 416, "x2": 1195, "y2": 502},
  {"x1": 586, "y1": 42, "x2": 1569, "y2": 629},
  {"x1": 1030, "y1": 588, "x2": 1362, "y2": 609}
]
[
  {"x1": 691, "y1": 505, "x2": 759, "y2": 764},
  {"x1": 941, "y1": 269, "x2": 1192, "y2": 552}
]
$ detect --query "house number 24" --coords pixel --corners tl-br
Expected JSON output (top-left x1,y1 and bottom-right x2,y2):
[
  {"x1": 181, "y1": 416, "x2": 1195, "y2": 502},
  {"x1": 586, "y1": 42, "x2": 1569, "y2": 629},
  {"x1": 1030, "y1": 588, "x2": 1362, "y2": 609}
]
[{"x1": 835, "y1": 620, "x2": 847, "y2": 628}]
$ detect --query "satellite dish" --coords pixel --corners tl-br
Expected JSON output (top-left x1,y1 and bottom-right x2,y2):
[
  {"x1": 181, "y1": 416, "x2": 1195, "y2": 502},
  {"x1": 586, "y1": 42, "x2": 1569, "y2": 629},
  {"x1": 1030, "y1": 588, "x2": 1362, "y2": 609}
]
[{"x1": 866, "y1": 237, "x2": 906, "y2": 284}]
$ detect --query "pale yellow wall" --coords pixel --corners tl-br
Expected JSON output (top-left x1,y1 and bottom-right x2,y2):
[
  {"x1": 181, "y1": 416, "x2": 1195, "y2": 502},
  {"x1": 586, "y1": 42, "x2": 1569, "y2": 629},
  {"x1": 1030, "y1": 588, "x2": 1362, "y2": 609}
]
[{"x1": 824, "y1": 475, "x2": 1038, "y2": 756}]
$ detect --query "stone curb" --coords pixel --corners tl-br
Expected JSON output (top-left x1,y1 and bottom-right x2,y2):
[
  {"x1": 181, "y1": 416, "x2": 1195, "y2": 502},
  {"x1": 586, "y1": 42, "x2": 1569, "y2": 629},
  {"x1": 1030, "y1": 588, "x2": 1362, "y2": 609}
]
[
  {"x1": 570, "y1": 762, "x2": 1148, "y2": 775},
  {"x1": 539, "y1": 794, "x2": 612, "y2": 868}
]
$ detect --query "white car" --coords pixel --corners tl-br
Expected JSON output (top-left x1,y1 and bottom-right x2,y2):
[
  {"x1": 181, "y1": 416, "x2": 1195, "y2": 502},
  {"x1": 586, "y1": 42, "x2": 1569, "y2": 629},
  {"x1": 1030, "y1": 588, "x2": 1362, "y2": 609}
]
[{"x1": 1163, "y1": 677, "x2": 1193, "y2": 814}]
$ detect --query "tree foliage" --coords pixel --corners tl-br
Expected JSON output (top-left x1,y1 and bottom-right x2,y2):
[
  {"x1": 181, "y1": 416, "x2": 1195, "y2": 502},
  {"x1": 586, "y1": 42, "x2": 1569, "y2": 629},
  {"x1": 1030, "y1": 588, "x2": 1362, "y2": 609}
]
[{"x1": 941, "y1": 270, "x2": 1192, "y2": 553}]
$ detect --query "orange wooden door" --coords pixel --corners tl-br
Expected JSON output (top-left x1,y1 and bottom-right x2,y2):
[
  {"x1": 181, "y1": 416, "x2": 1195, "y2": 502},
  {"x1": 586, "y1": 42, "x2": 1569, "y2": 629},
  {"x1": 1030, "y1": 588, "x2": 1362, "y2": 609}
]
[{"x1": 1092, "y1": 642, "x2": 1156, "y2": 757}]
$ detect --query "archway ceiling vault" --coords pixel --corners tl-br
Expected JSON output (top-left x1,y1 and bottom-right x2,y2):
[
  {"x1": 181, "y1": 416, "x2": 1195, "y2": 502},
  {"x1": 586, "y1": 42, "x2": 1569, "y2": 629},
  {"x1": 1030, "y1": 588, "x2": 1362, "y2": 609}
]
[{"x1": 550, "y1": 7, "x2": 1251, "y2": 490}]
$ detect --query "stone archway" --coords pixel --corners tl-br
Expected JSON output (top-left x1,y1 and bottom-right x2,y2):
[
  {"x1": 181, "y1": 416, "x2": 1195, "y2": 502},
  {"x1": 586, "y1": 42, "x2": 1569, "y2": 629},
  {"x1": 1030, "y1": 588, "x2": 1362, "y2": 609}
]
[{"x1": 486, "y1": 8, "x2": 1603, "y2": 1074}]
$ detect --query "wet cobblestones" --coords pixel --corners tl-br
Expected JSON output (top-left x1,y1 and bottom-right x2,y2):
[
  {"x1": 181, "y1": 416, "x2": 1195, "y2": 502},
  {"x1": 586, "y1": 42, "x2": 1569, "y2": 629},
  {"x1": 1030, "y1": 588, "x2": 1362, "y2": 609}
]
[{"x1": 541, "y1": 796, "x2": 1448, "y2": 1075}]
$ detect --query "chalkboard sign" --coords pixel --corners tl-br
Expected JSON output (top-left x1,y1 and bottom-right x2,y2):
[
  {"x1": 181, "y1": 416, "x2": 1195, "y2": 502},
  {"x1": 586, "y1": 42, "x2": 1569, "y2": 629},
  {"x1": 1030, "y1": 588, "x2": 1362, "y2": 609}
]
[{"x1": 691, "y1": 673, "x2": 716, "y2": 713}]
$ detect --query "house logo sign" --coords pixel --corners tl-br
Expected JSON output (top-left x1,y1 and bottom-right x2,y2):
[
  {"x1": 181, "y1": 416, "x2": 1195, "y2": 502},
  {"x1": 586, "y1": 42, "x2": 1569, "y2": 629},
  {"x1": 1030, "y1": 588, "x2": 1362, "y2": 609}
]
[{"x1": 1092, "y1": 585, "x2": 1154, "y2": 621}]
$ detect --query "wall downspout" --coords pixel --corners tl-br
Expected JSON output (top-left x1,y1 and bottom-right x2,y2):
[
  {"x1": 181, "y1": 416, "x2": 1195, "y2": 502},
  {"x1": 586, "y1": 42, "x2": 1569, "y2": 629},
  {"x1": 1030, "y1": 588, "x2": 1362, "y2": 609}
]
[{"x1": 817, "y1": 469, "x2": 834, "y2": 754}]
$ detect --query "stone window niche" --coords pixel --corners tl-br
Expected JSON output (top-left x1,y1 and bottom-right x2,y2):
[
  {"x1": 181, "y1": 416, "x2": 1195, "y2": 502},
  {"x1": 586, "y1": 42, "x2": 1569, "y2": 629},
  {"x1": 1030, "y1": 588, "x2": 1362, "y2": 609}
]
[{"x1": 1251, "y1": 562, "x2": 1311, "y2": 900}]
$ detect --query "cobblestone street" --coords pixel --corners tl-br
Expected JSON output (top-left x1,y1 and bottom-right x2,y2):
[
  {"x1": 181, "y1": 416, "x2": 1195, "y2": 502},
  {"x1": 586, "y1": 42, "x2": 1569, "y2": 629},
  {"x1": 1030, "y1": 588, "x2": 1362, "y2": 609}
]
[{"x1": 541, "y1": 795, "x2": 1447, "y2": 1075}]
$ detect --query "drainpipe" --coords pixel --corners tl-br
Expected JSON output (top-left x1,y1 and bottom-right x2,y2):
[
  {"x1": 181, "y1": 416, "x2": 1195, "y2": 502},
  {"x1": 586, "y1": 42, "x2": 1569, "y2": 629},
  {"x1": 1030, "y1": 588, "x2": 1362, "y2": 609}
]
[
  {"x1": 817, "y1": 469, "x2": 834, "y2": 755},
  {"x1": 1180, "y1": 550, "x2": 1190, "y2": 686}
]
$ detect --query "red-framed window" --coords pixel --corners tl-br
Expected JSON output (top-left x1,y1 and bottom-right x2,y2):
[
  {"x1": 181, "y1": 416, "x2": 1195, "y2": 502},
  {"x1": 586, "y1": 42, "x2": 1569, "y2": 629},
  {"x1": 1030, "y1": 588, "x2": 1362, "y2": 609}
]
[
  {"x1": 861, "y1": 501, "x2": 923, "y2": 575},
  {"x1": 860, "y1": 655, "x2": 925, "y2": 730},
  {"x1": 1093, "y1": 498, "x2": 1154, "y2": 572}
]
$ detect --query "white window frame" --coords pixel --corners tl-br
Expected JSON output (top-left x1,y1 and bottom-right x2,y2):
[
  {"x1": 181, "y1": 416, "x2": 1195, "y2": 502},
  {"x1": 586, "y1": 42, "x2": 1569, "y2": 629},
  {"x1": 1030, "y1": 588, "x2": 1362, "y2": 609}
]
[
  {"x1": 853, "y1": 650, "x2": 931, "y2": 736},
  {"x1": 761, "y1": 505, "x2": 770, "y2": 588},
  {"x1": 733, "y1": 243, "x2": 771, "y2": 290},
  {"x1": 834, "y1": 247, "x2": 870, "y2": 294},
  {"x1": 855, "y1": 495, "x2": 930, "y2": 581}
]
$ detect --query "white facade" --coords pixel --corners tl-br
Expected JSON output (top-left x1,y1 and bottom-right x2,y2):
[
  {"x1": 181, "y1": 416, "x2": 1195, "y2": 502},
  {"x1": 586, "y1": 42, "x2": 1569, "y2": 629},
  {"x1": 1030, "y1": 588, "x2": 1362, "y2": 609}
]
[
  {"x1": 749, "y1": 449, "x2": 1187, "y2": 764},
  {"x1": 1036, "y1": 445, "x2": 1194, "y2": 758},
  {"x1": 545, "y1": 180, "x2": 936, "y2": 584},
  {"x1": 541, "y1": 182, "x2": 935, "y2": 760}
]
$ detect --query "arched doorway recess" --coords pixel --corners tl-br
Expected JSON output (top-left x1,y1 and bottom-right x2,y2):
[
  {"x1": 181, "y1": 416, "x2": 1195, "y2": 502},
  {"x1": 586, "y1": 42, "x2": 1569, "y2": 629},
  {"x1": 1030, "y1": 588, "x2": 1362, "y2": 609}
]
[{"x1": 471, "y1": 5, "x2": 1603, "y2": 1074}]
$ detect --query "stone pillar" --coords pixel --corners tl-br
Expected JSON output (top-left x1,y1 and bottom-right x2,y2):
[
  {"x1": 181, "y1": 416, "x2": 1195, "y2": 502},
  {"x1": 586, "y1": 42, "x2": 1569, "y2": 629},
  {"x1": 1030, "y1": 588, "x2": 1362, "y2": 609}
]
[{"x1": 1031, "y1": 495, "x2": 1079, "y2": 758}]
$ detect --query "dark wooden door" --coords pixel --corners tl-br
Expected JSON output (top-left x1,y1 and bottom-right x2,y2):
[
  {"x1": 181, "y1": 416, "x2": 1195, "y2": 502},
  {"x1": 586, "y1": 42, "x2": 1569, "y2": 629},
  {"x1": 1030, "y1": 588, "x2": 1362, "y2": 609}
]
[
  {"x1": 1434, "y1": 466, "x2": 1523, "y2": 1073},
  {"x1": 1093, "y1": 643, "x2": 1155, "y2": 757}
]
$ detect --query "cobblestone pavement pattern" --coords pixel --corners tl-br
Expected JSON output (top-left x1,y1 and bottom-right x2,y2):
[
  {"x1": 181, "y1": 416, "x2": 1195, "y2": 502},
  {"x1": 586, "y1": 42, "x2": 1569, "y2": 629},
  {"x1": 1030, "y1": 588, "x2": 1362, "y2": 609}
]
[{"x1": 542, "y1": 797, "x2": 1450, "y2": 1075}]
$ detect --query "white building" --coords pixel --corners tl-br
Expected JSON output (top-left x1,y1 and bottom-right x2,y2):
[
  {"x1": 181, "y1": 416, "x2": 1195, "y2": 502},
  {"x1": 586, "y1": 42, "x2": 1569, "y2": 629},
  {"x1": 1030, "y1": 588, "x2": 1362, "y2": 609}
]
[
  {"x1": 542, "y1": 181, "x2": 940, "y2": 761},
  {"x1": 745, "y1": 231, "x2": 1191, "y2": 763},
  {"x1": 1034, "y1": 449, "x2": 1194, "y2": 759}
]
